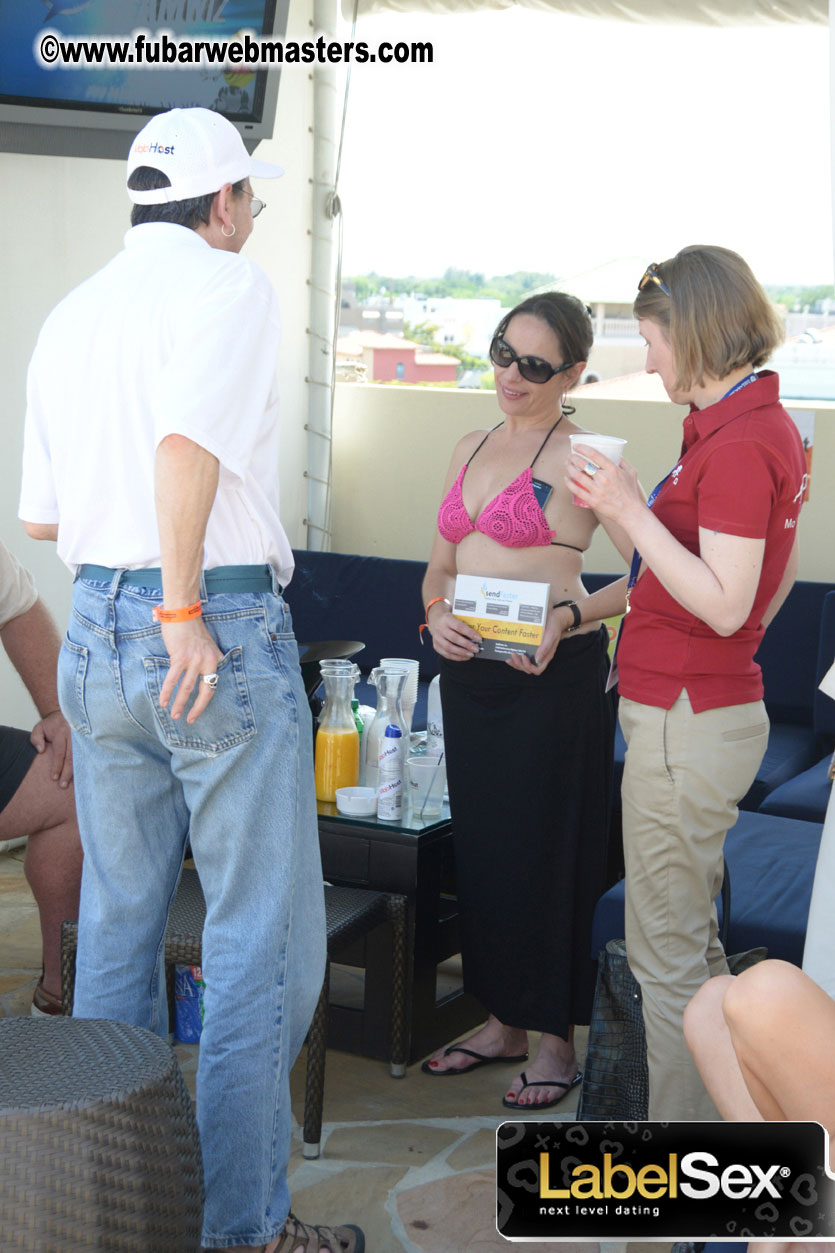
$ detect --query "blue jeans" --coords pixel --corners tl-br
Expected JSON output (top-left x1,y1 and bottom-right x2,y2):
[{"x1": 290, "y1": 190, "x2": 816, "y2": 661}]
[{"x1": 58, "y1": 570, "x2": 326, "y2": 1249}]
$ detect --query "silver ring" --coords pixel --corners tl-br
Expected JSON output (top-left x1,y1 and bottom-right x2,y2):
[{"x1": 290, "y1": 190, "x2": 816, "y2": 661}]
[
  {"x1": 583, "y1": 460, "x2": 600, "y2": 477},
  {"x1": 202, "y1": 673, "x2": 219, "y2": 689}
]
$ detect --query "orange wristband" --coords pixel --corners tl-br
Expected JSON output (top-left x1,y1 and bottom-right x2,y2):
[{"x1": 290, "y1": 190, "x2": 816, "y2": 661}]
[
  {"x1": 152, "y1": 601, "x2": 202, "y2": 623},
  {"x1": 419, "y1": 596, "x2": 451, "y2": 642}
]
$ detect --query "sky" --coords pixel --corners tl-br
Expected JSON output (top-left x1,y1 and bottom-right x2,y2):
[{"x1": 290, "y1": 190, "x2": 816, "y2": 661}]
[{"x1": 335, "y1": 6, "x2": 833, "y2": 287}]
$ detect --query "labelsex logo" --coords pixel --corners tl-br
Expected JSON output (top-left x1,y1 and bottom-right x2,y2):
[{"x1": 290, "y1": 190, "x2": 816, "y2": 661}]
[{"x1": 540, "y1": 1151, "x2": 783, "y2": 1201}]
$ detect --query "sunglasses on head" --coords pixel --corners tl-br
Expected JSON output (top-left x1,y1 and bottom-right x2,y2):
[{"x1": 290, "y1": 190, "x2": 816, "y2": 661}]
[
  {"x1": 489, "y1": 335, "x2": 575, "y2": 384},
  {"x1": 638, "y1": 263, "x2": 671, "y2": 296}
]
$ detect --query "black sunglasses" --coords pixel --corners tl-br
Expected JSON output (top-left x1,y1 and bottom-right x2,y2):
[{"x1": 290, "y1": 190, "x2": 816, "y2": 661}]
[
  {"x1": 638, "y1": 263, "x2": 671, "y2": 296},
  {"x1": 489, "y1": 335, "x2": 575, "y2": 385}
]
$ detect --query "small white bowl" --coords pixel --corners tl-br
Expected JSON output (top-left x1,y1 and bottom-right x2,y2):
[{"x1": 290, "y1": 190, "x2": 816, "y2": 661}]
[{"x1": 335, "y1": 786, "x2": 377, "y2": 817}]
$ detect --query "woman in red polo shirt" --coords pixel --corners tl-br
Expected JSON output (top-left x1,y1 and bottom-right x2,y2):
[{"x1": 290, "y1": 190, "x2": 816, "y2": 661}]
[{"x1": 566, "y1": 245, "x2": 807, "y2": 1121}]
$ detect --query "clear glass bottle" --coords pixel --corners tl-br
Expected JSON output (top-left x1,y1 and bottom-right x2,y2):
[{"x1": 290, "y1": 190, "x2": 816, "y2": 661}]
[
  {"x1": 361, "y1": 666, "x2": 409, "y2": 792},
  {"x1": 314, "y1": 660, "x2": 360, "y2": 802},
  {"x1": 426, "y1": 674, "x2": 444, "y2": 757}
]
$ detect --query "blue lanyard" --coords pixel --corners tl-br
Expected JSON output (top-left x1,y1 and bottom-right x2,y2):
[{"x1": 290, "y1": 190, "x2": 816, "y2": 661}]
[
  {"x1": 719, "y1": 371, "x2": 759, "y2": 402},
  {"x1": 626, "y1": 472, "x2": 670, "y2": 607}
]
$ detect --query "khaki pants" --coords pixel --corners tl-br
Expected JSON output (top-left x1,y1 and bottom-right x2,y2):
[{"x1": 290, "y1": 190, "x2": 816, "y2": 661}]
[{"x1": 620, "y1": 690, "x2": 769, "y2": 1120}]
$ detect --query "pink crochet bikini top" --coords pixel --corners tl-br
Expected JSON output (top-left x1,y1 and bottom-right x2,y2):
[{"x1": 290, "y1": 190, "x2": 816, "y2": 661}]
[{"x1": 437, "y1": 419, "x2": 583, "y2": 552}]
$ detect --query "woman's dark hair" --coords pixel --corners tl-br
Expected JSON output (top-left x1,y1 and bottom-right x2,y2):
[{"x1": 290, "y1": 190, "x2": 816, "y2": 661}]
[
  {"x1": 493, "y1": 292, "x2": 593, "y2": 413},
  {"x1": 128, "y1": 167, "x2": 247, "y2": 229},
  {"x1": 494, "y1": 292, "x2": 594, "y2": 371}
]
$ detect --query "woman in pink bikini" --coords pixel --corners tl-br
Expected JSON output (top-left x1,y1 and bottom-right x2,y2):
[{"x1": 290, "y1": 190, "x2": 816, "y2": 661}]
[{"x1": 421, "y1": 293, "x2": 628, "y2": 1108}]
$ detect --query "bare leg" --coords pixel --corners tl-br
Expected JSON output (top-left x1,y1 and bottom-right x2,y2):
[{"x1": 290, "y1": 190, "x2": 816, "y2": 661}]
[
  {"x1": 687, "y1": 963, "x2": 835, "y2": 1132},
  {"x1": 748, "y1": 1243, "x2": 835, "y2": 1253},
  {"x1": 0, "y1": 745, "x2": 82, "y2": 998},
  {"x1": 504, "y1": 1027, "x2": 579, "y2": 1107},
  {"x1": 683, "y1": 975, "x2": 762, "y2": 1121},
  {"x1": 423, "y1": 1013, "x2": 528, "y2": 1073},
  {"x1": 721, "y1": 960, "x2": 835, "y2": 1130},
  {"x1": 687, "y1": 964, "x2": 835, "y2": 1253}
]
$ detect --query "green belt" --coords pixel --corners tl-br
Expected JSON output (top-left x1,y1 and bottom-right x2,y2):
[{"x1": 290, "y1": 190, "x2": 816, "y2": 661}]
[{"x1": 78, "y1": 564, "x2": 278, "y2": 595}]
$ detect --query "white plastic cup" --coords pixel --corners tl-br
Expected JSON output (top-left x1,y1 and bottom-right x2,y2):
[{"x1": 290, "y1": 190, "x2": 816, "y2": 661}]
[
  {"x1": 569, "y1": 433, "x2": 627, "y2": 508},
  {"x1": 406, "y1": 754, "x2": 446, "y2": 818},
  {"x1": 380, "y1": 658, "x2": 419, "y2": 732}
]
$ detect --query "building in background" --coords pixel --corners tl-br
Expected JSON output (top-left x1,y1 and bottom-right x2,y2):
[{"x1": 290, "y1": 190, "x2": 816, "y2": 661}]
[
  {"x1": 341, "y1": 263, "x2": 835, "y2": 394},
  {"x1": 398, "y1": 295, "x2": 504, "y2": 358},
  {"x1": 339, "y1": 286, "x2": 406, "y2": 337},
  {"x1": 336, "y1": 332, "x2": 459, "y2": 384},
  {"x1": 539, "y1": 257, "x2": 646, "y2": 384}
]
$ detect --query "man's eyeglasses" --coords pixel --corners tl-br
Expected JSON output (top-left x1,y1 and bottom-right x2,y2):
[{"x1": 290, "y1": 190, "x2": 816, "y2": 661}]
[
  {"x1": 240, "y1": 188, "x2": 265, "y2": 219},
  {"x1": 489, "y1": 335, "x2": 575, "y2": 385},
  {"x1": 638, "y1": 263, "x2": 671, "y2": 296}
]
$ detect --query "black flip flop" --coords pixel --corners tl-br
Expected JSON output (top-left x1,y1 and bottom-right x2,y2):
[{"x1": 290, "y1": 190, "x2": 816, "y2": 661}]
[
  {"x1": 501, "y1": 1069, "x2": 583, "y2": 1110},
  {"x1": 421, "y1": 1045, "x2": 529, "y2": 1076}
]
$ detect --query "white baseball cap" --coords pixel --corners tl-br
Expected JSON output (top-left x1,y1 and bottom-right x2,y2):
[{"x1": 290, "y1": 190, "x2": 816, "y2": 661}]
[{"x1": 127, "y1": 107, "x2": 283, "y2": 205}]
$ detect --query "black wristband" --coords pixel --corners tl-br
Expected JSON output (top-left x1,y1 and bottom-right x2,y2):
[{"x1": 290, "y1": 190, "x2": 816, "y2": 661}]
[{"x1": 553, "y1": 599, "x2": 582, "y2": 632}]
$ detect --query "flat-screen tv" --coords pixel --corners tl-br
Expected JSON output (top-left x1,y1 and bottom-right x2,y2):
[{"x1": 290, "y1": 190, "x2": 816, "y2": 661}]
[{"x1": 0, "y1": 0, "x2": 289, "y2": 159}]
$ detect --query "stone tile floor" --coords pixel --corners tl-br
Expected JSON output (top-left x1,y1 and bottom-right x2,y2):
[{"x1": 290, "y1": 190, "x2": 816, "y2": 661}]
[{"x1": 0, "y1": 845, "x2": 670, "y2": 1252}]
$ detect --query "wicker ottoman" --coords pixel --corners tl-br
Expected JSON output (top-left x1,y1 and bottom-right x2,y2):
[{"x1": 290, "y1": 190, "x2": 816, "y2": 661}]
[{"x1": 0, "y1": 1016, "x2": 203, "y2": 1252}]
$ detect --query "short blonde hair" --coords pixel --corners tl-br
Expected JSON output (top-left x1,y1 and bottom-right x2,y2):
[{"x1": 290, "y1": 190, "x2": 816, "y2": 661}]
[{"x1": 633, "y1": 245, "x2": 784, "y2": 391}]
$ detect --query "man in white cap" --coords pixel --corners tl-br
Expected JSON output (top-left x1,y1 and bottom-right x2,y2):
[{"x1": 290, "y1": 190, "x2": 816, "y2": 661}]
[{"x1": 19, "y1": 108, "x2": 364, "y2": 1253}]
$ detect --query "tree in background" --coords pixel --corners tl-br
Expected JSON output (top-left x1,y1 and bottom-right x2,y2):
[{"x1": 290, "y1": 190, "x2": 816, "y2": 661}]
[
  {"x1": 766, "y1": 284, "x2": 834, "y2": 312},
  {"x1": 403, "y1": 321, "x2": 487, "y2": 376},
  {"x1": 349, "y1": 269, "x2": 557, "y2": 305}
]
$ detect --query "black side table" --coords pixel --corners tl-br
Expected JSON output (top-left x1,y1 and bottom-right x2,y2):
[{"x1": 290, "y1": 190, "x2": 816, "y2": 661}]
[{"x1": 317, "y1": 801, "x2": 483, "y2": 1064}]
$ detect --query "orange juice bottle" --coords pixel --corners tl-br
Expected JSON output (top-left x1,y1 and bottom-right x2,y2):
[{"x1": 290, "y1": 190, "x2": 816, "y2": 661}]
[
  {"x1": 314, "y1": 726, "x2": 359, "y2": 802},
  {"x1": 314, "y1": 661, "x2": 361, "y2": 802}
]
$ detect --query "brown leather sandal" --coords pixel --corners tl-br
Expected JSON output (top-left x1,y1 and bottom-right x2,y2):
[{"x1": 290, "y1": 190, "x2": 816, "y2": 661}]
[
  {"x1": 272, "y1": 1212, "x2": 365, "y2": 1253},
  {"x1": 31, "y1": 980, "x2": 63, "y2": 1017}
]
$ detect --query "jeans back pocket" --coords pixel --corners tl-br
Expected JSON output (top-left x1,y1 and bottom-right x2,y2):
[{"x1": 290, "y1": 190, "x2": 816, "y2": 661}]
[
  {"x1": 143, "y1": 646, "x2": 256, "y2": 754},
  {"x1": 58, "y1": 637, "x2": 92, "y2": 736}
]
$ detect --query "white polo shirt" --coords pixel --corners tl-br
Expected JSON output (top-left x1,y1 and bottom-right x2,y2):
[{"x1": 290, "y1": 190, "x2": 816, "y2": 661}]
[
  {"x1": 19, "y1": 223, "x2": 295, "y2": 588},
  {"x1": 0, "y1": 539, "x2": 38, "y2": 631}
]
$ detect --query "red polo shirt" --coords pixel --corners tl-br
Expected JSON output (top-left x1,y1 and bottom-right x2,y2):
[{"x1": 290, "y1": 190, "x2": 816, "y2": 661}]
[{"x1": 617, "y1": 372, "x2": 806, "y2": 712}]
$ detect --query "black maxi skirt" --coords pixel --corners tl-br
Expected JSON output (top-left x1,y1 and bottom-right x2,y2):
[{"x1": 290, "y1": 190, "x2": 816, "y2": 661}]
[{"x1": 439, "y1": 626, "x2": 615, "y2": 1038}]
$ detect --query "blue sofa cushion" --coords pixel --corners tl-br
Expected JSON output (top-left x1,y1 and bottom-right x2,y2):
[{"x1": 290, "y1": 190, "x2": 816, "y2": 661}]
[
  {"x1": 753, "y1": 580, "x2": 834, "y2": 725},
  {"x1": 285, "y1": 549, "x2": 438, "y2": 679},
  {"x1": 285, "y1": 550, "x2": 438, "y2": 730},
  {"x1": 739, "y1": 722, "x2": 822, "y2": 811},
  {"x1": 590, "y1": 809, "x2": 822, "y2": 967},
  {"x1": 758, "y1": 754, "x2": 832, "y2": 823},
  {"x1": 813, "y1": 591, "x2": 835, "y2": 737}
]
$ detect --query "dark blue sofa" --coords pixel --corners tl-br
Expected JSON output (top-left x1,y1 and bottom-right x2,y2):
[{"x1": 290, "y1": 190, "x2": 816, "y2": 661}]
[
  {"x1": 757, "y1": 589, "x2": 835, "y2": 822},
  {"x1": 284, "y1": 549, "x2": 440, "y2": 730},
  {"x1": 744, "y1": 586, "x2": 835, "y2": 815},
  {"x1": 285, "y1": 552, "x2": 833, "y2": 814}
]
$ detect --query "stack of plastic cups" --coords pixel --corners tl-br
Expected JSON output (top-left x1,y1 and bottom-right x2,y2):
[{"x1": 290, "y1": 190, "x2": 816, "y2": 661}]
[{"x1": 380, "y1": 658, "x2": 420, "y2": 734}]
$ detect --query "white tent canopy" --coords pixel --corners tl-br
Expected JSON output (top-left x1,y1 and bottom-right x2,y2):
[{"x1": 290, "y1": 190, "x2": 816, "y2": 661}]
[
  {"x1": 344, "y1": 0, "x2": 833, "y2": 296},
  {"x1": 346, "y1": 0, "x2": 826, "y2": 25}
]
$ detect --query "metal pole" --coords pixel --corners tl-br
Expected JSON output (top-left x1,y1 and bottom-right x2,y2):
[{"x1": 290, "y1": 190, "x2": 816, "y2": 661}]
[{"x1": 305, "y1": 0, "x2": 341, "y2": 551}]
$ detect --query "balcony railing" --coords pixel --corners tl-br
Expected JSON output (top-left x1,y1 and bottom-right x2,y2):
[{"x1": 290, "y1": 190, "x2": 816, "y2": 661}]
[{"x1": 597, "y1": 317, "x2": 640, "y2": 338}]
